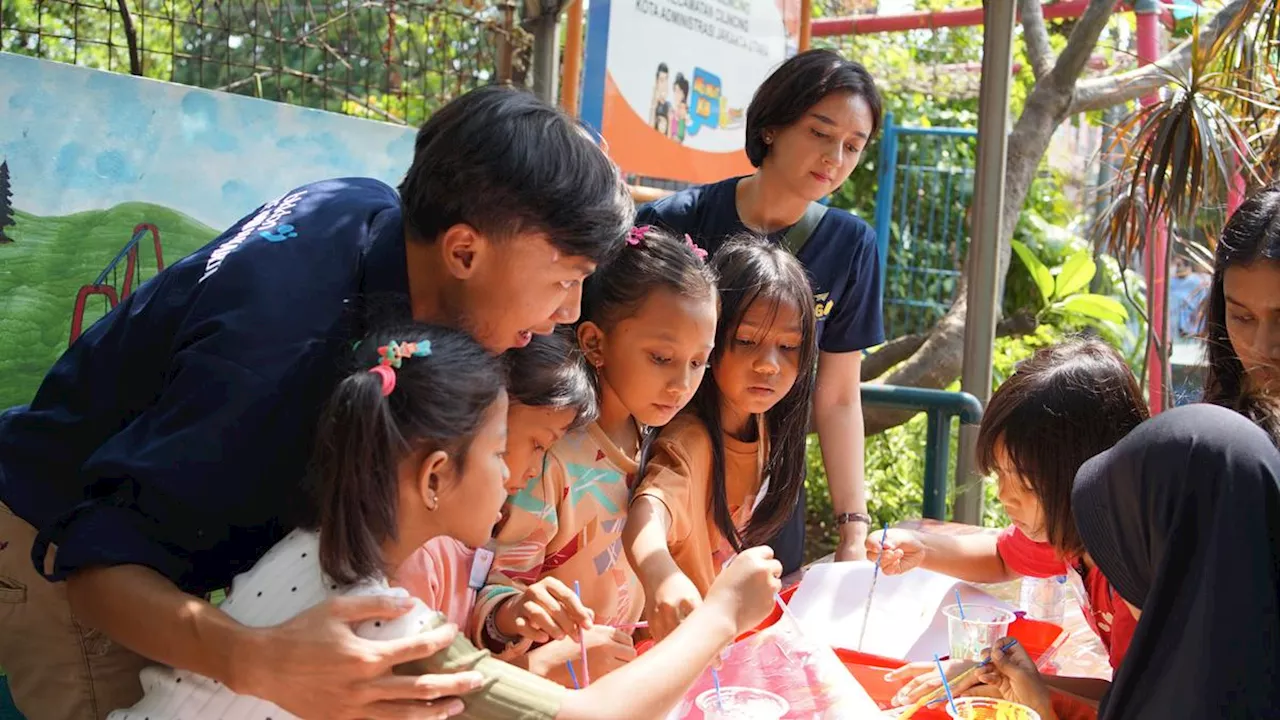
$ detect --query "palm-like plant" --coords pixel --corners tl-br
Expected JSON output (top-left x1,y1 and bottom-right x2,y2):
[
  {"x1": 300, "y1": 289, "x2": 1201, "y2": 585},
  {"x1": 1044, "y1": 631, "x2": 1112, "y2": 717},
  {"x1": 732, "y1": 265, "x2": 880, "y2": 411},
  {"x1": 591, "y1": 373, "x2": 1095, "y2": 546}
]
[{"x1": 1095, "y1": 0, "x2": 1279, "y2": 409}]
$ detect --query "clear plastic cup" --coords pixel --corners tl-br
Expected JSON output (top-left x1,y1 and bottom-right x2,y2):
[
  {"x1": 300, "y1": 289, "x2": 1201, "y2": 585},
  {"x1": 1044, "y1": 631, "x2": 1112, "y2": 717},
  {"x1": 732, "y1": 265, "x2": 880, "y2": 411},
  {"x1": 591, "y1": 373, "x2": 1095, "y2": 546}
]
[
  {"x1": 942, "y1": 604, "x2": 1015, "y2": 661},
  {"x1": 1019, "y1": 575, "x2": 1067, "y2": 625},
  {"x1": 944, "y1": 697, "x2": 1042, "y2": 720},
  {"x1": 695, "y1": 686, "x2": 789, "y2": 720}
]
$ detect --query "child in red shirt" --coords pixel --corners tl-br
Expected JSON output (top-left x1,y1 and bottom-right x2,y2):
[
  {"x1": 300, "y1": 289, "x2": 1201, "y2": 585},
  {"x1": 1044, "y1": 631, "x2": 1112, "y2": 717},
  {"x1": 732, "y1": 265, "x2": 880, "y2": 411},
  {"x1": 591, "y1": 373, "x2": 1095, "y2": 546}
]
[{"x1": 867, "y1": 338, "x2": 1148, "y2": 709}]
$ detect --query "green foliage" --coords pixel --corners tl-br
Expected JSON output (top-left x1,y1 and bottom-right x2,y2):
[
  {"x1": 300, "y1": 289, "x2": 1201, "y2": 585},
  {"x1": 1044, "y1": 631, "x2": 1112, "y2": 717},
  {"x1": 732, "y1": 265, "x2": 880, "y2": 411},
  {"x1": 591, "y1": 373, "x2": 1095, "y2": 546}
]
[
  {"x1": 804, "y1": 327, "x2": 1062, "y2": 562},
  {"x1": 1, "y1": 0, "x2": 520, "y2": 128}
]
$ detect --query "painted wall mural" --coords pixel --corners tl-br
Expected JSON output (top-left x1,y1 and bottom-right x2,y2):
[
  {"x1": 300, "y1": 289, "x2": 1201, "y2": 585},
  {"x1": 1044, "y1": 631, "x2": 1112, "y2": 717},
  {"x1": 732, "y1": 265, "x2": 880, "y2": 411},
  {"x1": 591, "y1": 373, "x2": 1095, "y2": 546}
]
[{"x1": 0, "y1": 52, "x2": 418, "y2": 408}]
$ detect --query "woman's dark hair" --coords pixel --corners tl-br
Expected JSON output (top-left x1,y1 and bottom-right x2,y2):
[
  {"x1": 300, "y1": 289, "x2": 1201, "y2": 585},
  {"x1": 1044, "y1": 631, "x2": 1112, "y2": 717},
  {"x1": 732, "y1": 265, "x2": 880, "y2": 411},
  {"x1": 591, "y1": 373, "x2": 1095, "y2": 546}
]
[
  {"x1": 580, "y1": 226, "x2": 718, "y2": 330},
  {"x1": 310, "y1": 323, "x2": 505, "y2": 585},
  {"x1": 504, "y1": 325, "x2": 599, "y2": 430},
  {"x1": 398, "y1": 84, "x2": 632, "y2": 264},
  {"x1": 1203, "y1": 183, "x2": 1280, "y2": 417},
  {"x1": 976, "y1": 337, "x2": 1148, "y2": 558},
  {"x1": 1236, "y1": 391, "x2": 1280, "y2": 448},
  {"x1": 691, "y1": 236, "x2": 817, "y2": 550},
  {"x1": 745, "y1": 49, "x2": 883, "y2": 168}
]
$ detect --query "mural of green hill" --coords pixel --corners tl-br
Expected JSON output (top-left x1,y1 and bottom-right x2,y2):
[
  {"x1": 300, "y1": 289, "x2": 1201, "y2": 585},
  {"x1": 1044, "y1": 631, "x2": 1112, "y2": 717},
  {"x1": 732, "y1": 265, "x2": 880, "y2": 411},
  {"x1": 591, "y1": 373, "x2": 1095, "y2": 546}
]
[{"x1": 0, "y1": 203, "x2": 219, "y2": 408}]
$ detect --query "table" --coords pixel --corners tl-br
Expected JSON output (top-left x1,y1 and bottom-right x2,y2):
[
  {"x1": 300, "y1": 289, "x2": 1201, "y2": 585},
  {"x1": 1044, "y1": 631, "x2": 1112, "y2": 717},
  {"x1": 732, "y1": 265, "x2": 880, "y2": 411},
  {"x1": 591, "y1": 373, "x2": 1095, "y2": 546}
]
[{"x1": 782, "y1": 519, "x2": 1112, "y2": 682}]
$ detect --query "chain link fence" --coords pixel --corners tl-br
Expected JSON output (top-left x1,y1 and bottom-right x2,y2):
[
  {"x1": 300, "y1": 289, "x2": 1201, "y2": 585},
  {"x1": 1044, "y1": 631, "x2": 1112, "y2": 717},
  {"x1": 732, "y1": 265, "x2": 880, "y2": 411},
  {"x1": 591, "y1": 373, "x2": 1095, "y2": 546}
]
[{"x1": 1, "y1": 0, "x2": 531, "y2": 125}]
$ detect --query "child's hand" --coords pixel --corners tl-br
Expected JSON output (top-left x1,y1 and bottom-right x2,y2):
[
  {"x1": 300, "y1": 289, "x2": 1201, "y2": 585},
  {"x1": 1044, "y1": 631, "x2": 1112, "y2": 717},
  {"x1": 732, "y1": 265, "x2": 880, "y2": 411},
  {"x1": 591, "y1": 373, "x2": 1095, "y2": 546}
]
[
  {"x1": 528, "y1": 626, "x2": 636, "y2": 682},
  {"x1": 885, "y1": 659, "x2": 980, "y2": 706},
  {"x1": 866, "y1": 529, "x2": 926, "y2": 575},
  {"x1": 704, "y1": 546, "x2": 783, "y2": 636},
  {"x1": 970, "y1": 639, "x2": 1056, "y2": 719},
  {"x1": 646, "y1": 571, "x2": 704, "y2": 642},
  {"x1": 496, "y1": 577, "x2": 594, "y2": 643}
]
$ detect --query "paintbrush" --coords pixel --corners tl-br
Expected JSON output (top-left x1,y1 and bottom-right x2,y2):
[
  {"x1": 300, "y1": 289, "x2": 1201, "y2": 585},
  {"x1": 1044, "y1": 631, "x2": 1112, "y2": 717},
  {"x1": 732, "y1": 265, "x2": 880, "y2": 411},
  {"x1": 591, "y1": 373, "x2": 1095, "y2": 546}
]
[
  {"x1": 896, "y1": 639, "x2": 1020, "y2": 719},
  {"x1": 856, "y1": 523, "x2": 889, "y2": 651}
]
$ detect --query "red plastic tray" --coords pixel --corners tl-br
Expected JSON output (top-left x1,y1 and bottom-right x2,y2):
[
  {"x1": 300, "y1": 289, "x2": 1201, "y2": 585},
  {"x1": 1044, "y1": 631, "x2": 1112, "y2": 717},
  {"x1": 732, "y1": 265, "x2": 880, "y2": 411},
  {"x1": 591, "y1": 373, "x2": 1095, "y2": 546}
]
[{"x1": 635, "y1": 582, "x2": 1067, "y2": 716}]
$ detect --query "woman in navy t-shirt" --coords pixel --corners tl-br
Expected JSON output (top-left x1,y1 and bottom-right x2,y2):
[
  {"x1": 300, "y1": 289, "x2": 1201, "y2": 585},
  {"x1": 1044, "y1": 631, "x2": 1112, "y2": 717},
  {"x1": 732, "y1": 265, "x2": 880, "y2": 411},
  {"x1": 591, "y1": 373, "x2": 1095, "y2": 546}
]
[{"x1": 638, "y1": 49, "x2": 885, "y2": 574}]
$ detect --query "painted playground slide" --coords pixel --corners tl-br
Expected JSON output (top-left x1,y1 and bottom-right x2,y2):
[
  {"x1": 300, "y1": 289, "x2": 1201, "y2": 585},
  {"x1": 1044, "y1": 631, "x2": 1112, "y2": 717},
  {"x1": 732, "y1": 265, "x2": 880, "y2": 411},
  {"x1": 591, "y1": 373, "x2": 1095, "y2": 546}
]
[{"x1": 0, "y1": 52, "x2": 418, "y2": 409}]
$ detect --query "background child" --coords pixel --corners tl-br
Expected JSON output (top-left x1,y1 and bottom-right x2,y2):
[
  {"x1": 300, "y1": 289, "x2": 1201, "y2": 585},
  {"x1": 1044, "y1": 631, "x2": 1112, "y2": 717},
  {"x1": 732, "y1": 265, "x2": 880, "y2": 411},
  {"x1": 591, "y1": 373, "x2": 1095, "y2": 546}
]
[
  {"x1": 624, "y1": 237, "x2": 817, "y2": 640},
  {"x1": 1202, "y1": 182, "x2": 1280, "y2": 444},
  {"x1": 474, "y1": 227, "x2": 718, "y2": 676},
  {"x1": 395, "y1": 327, "x2": 598, "y2": 633},
  {"x1": 109, "y1": 323, "x2": 787, "y2": 720},
  {"x1": 872, "y1": 338, "x2": 1148, "y2": 705}
]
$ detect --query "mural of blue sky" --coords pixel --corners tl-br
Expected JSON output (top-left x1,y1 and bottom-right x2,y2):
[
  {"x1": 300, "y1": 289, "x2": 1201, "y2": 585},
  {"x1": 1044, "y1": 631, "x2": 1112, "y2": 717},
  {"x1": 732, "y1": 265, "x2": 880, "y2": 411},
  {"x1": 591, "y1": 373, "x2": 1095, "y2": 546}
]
[{"x1": 0, "y1": 52, "x2": 417, "y2": 229}]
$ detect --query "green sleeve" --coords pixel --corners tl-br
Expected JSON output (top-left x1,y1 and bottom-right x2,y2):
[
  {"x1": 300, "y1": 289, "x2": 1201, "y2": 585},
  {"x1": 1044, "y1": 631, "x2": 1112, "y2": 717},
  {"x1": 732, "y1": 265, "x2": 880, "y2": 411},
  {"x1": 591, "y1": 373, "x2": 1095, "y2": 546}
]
[{"x1": 394, "y1": 611, "x2": 566, "y2": 720}]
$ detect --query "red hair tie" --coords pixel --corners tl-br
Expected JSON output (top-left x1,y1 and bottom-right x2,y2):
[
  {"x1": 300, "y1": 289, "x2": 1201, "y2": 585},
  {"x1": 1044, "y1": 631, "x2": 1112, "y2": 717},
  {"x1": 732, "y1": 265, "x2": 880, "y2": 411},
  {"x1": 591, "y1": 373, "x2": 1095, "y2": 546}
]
[{"x1": 369, "y1": 364, "x2": 396, "y2": 396}]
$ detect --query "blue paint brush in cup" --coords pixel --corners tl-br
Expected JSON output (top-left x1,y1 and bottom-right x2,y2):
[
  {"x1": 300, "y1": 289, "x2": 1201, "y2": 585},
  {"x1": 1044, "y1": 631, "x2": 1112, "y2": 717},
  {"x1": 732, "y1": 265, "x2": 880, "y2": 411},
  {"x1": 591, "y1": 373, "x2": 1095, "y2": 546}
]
[{"x1": 934, "y1": 653, "x2": 960, "y2": 717}]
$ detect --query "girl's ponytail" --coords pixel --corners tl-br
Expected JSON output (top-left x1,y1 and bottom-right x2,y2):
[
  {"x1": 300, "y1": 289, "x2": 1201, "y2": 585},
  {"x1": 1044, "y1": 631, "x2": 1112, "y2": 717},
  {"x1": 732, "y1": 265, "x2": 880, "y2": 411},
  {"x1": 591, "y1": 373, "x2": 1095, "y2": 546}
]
[{"x1": 314, "y1": 369, "x2": 407, "y2": 585}]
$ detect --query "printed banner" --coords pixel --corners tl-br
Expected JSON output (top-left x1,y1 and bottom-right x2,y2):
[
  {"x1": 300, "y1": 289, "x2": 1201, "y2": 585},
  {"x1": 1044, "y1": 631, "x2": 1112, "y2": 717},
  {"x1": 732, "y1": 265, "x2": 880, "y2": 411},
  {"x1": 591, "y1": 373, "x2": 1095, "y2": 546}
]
[{"x1": 581, "y1": 0, "x2": 800, "y2": 183}]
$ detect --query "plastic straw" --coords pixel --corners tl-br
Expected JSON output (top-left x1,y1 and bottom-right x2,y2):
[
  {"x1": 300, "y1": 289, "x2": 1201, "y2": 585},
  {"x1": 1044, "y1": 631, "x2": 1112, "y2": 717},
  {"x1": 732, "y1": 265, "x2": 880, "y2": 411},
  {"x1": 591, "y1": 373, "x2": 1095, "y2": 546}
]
[
  {"x1": 565, "y1": 660, "x2": 580, "y2": 689},
  {"x1": 611, "y1": 621, "x2": 649, "y2": 631},
  {"x1": 574, "y1": 580, "x2": 589, "y2": 687},
  {"x1": 934, "y1": 653, "x2": 959, "y2": 717},
  {"x1": 711, "y1": 668, "x2": 725, "y2": 711},
  {"x1": 954, "y1": 589, "x2": 966, "y2": 620}
]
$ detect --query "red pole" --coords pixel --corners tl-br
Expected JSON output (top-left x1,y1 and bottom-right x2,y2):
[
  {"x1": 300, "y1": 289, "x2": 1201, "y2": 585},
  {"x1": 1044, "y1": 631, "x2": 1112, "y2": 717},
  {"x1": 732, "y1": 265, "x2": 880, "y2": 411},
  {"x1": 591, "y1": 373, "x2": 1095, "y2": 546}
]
[
  {"x1": 1136, "y1": 0, "x2": 1168, "y2": 413},
  {"x1": 812, "y1": 0, "x2": 1092, "y2": 37}
]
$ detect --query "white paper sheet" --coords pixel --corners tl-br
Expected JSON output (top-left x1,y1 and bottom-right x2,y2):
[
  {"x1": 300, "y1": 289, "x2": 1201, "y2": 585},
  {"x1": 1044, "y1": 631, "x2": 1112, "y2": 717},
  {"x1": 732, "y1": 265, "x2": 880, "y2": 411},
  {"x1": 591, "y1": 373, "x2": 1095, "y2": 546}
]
[{"x1": 786, "y1": 562, "x2": 1014, "y2": 662}]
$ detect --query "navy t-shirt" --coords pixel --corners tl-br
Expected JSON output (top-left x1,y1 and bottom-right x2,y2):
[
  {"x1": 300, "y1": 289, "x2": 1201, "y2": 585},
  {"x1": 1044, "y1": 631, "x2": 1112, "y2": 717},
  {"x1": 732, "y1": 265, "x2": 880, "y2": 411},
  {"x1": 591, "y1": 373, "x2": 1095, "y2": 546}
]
[
  {"x1": 637, "y1": 176, "x2": 885, "y2": 354},
  {"x1": 0, "y1": 177, "x2": 410, "y2": 594}
]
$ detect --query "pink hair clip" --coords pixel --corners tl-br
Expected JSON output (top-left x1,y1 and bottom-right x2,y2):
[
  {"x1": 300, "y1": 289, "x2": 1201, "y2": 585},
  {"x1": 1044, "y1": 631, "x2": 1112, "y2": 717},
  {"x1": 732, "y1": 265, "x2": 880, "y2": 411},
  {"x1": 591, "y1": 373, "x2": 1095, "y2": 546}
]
[
  {"x1": 369, "y1": 339, "x2": 433, "y2": 396},
  {"x1": 369, "y1": 364, "x2": 397, "y2": 396},
  {"x1": 627, "y1": 225, "x2": 652, "y2": 246},
  {"x1": 684, "y1": 234, "x2": 708, "y2": 260}
]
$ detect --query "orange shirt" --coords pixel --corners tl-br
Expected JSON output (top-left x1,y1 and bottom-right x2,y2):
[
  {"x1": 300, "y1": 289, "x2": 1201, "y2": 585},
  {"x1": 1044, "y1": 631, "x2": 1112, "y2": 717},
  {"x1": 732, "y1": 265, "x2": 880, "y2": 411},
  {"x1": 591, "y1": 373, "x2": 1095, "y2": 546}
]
[{"x1": 632, "y1": 413, "x2": 767, "y2": 596}]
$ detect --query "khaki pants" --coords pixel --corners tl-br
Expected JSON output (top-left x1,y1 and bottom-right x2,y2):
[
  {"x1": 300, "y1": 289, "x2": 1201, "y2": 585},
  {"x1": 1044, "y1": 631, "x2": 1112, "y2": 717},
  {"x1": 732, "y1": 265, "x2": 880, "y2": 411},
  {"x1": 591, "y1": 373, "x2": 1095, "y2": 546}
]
[{"x1": 0, "y1": 502, "x2": 147, "y2": 720}]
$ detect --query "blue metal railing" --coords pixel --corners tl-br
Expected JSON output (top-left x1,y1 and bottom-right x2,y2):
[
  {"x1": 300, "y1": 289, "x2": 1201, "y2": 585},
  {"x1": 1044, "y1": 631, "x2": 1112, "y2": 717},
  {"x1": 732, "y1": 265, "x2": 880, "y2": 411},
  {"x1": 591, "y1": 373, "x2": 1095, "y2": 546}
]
[
  {"x1": 873, "y1": 113, "x2": 978, "y2": 338},
  {"x1": 862, "y1": 384, "x2": 984, "y2": 520}
]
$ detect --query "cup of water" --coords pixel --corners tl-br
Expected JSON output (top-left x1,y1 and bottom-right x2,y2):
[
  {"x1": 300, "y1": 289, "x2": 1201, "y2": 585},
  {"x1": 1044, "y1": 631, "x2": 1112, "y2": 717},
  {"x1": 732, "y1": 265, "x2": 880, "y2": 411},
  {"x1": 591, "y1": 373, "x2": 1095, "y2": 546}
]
[
  {"x1": 944, "y1": 697, "x2": 1041, "y2": 720},
  {"x1": 942, "y1": 604, "x2": 1015, "y2": 661},
  {"x1": 1019, "y1": 575, "x2": 1068, "y2": 626},
  {"x1": 695, "y1": 686, "x2": 789, "y2": 720}
]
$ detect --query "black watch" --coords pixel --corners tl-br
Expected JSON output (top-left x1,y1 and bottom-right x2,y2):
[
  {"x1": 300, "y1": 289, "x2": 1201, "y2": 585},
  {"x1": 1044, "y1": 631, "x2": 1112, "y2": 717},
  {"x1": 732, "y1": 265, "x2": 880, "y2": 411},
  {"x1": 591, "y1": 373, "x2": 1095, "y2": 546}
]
[{"x1": 835, "y1": 511, "x2": 872, "y2": 528}]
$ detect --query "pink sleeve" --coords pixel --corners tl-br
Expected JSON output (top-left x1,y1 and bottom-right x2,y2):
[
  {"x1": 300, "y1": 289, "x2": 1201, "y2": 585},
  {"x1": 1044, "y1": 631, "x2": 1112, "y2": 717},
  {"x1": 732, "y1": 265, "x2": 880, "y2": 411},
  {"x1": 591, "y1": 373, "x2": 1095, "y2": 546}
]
[
  {"x1": 995, "y1": 526, "x2": 1069, "y2": 578},
  {"x1": 393, "y1": 538, "x2": 479, "y2": 633}
]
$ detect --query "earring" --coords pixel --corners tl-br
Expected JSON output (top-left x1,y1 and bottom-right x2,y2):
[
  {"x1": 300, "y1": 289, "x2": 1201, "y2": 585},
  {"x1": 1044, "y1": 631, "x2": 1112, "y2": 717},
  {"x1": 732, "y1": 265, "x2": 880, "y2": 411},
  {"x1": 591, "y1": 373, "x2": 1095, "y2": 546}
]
[
  {"x1": 764, "y1": 132, "x2": 774, "y2": 144},
  {"x1": 426, "y1": 492, "x2": 439, "y2": 511}
]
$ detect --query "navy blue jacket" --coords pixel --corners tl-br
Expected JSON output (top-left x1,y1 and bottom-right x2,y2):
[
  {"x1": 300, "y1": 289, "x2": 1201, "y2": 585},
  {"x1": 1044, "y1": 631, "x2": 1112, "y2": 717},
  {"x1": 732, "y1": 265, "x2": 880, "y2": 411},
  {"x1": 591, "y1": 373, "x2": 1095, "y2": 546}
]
[
  {"x1": 637, "y1": 177, "x2": 885, "y2": 354},
  {"x1": 0, "y1": 178, "x2": 410, "y2": 594}
]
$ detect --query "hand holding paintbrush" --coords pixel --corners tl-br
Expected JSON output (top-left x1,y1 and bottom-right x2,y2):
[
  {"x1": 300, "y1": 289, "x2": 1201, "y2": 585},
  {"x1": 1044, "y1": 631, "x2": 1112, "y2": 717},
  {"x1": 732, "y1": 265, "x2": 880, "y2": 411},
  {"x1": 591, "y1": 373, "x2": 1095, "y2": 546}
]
[{"x1": 894, "y1": 639, "x2": 1021, "y2": 718}]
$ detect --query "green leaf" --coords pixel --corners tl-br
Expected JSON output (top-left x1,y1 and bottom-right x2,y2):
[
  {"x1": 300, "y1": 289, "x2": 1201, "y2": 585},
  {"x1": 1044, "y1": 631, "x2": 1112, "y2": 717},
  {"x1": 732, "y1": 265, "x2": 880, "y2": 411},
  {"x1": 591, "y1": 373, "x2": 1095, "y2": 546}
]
[
  {"x1": 1054, "y1": 250, "x2": 1097, "y2": 299},
  {"x1": 1011, "y1": 240, "x2": 1054, "y2": 305},
  {"x1": 1058, "y1": 294, "x2": 1130, "y2": 324}
]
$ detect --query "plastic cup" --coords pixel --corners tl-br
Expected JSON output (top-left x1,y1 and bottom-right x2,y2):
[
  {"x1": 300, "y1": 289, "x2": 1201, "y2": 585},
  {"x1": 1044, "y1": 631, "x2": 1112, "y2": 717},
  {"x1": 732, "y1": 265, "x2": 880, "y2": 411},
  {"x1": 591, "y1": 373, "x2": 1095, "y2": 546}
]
[
  {"x1": 1018, "y1": 575, "x2": 1067, "y2": 625},
  {"x1": 695, "y1": 686, "x2": 789, "y2": 720},
  {"x1": 942, "y1": 604, "x2": 1015, "y2": 661},
  {"x1": 944, "y1": 697, "x2": 1041, "y2": 720}
]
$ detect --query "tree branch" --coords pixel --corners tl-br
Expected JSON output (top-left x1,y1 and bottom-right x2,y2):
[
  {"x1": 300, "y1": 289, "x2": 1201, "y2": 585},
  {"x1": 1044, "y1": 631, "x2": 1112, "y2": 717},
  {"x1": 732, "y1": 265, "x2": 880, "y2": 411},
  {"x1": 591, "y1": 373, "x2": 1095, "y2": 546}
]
[
  {"x1": 1045, "y1": 0, "x2": 1120, "y2": 93},
  {"x1": 1019, "y1": 0, "x2": 1055, "y2": 81},
  {"x1": 1068, "y1": 0, "x2": 1250, "y2": 114}
]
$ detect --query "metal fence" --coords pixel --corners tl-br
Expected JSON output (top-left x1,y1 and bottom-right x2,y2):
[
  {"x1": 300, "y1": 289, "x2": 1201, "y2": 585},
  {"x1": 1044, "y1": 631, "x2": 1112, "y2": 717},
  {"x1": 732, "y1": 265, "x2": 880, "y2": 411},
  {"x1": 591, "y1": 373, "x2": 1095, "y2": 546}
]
[{"x1": 1, "y1": 0, "x2": 530, "y2": 126}]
